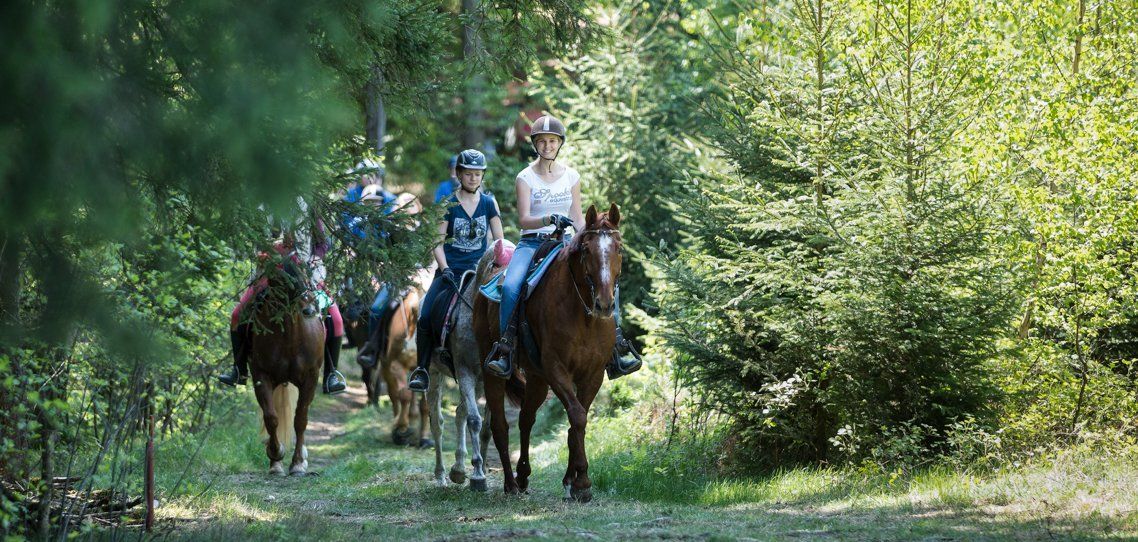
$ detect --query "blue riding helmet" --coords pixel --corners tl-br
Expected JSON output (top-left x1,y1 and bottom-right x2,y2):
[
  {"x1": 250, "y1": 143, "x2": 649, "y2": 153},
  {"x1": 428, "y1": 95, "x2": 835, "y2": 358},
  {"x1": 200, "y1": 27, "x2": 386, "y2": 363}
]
[{"x1": 457, "y1": 149, "x2": 487, "y2": 171}]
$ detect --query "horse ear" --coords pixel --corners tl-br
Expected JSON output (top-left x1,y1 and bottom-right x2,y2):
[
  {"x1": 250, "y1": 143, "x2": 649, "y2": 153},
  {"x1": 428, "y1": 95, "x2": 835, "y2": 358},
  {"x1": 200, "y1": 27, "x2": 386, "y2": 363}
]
[
  {"x1": 608, "y1": 203, "x2": 620, "y2": 227},
  {"x1": 585, "y1": 205, "x2": 598, "y2": 228}
]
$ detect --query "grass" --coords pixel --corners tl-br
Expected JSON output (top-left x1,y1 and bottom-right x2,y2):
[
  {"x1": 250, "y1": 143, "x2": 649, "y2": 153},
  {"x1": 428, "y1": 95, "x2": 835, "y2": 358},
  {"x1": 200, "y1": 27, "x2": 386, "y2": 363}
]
[{"x1": 99, "y1": 363, "x2": 1138, "y2": 541}]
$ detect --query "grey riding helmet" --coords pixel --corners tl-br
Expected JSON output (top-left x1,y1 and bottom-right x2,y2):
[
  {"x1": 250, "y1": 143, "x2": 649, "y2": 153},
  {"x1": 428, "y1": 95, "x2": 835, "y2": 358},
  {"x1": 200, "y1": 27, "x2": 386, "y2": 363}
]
[
  {"x1": 530, "y1": 115, "x2": 566, "y2": 142},
  {"x1": 456, "y1": 149, "x2": 487, "y2": 171}
]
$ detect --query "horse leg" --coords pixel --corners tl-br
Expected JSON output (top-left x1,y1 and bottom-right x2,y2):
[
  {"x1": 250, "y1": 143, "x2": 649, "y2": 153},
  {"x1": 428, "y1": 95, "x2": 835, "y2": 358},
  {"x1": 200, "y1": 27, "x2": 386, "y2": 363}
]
[
  {"x1": 457, "y1": 365, "x2": 486, "y2": 491},
  {"x1": 484, "y1": 375, "x2": 518, "y2": 495},
  {"x1": 477, "y1": 379, "x2": 491, "y2": 464},
  {"x1": 516, "y1": 373, "x2": 549, "y2": 493},
  {"x1": 546, "y1": 370, "x2": 592, "y2": 502},
  {"x1": 450, "y1": 390, "x2": 469, "y2": 486},
  {"x1": 426, "y1": 376, "x2": 446, "y2": 486},
  {"x1": 566, "y1": 374, "x2": 604, "y2": 502},
  {"x1": 417, "y1": 389, "x2": 431, "y2": 448},
  {"x1": 254, "y1": 379, "x2": 285, "y2": 475},
  {"x1": 290, "y1": 379, "x2": 317, "y2": 475}
]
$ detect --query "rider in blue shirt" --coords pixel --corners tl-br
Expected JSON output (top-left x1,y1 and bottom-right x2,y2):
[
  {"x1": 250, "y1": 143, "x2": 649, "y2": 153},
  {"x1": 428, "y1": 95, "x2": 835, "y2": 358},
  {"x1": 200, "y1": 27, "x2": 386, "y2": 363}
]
[
  {"x1": 433, "y1": 154, "x2": 459, "y2": 204},
  {"x1": 408, "y1": 149, "x2": 503, "y2": 392}
]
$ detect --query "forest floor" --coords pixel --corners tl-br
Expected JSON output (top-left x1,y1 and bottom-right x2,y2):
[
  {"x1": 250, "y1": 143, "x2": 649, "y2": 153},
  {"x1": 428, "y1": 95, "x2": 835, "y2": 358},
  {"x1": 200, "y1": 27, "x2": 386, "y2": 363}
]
[{"x1": 137, "y1": 362, "x2": 1138, "y2": 541}]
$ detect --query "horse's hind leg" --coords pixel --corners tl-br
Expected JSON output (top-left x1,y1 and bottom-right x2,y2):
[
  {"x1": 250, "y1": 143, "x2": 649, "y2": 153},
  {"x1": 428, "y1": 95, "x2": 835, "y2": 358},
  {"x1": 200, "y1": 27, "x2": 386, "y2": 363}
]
[
  {"x1": 484, "y1": 376, "x2": 518, "y2": 495},
  {"x1": 450, "y1": 382, "x2": 469, "y2": 486},
  {"x1": 254, "y1": 378, "x2": 285, "y2": 475},
  {"x1": 290, "y1": 379, "x2": 317, "y2": 475},
  {"x1": 426, "y1": 377, "x2": 446, "y2": 486},
  {"x1": 459, "y1": 365, "x2": 486, "y2": 491},
  {"x1": 515, "y1": 373, "x2": 549, "y2": 493}
]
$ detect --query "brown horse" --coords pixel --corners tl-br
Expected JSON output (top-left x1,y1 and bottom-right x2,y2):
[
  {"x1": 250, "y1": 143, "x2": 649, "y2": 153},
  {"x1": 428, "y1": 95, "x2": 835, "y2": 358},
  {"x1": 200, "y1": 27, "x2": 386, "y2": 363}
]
[
  {"x1": 474, "y1": 203, "x2": 624, "y2": 501},
  {"x1": 376, "y1": 284, "x2": 431, "y2": 446},
  {"x1": 249, "y1": 259, "x2": 325, "y2": 475}
]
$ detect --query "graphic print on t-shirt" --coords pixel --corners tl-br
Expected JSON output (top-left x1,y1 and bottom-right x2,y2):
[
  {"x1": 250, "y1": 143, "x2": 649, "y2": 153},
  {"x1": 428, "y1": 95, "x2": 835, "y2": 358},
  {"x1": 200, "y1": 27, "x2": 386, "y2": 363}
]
[
  {"x1": 532, "y1": 187, "x2": 572, "y2": 208},
  {"x1": 452, "y1": 215, "x2": 487, "y2": 252}
]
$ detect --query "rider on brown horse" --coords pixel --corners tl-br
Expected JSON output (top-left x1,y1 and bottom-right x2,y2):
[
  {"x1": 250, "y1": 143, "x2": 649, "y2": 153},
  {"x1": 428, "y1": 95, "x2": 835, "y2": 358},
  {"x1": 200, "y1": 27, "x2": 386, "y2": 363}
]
[
  {"x1": 408, "y1": 149, "x2": 504, "y2": 392},
  {"x1": 219, "y1": 197, "x2": 348, "y2": 394},
  {"x1": 484, "y1": 115, "x2": 642, "y2": 380}
]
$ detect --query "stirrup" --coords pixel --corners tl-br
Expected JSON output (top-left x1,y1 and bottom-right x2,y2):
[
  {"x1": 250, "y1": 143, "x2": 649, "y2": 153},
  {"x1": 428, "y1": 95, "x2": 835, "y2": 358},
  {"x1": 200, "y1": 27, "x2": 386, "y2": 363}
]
[
  {"x1": 218, "y1": 367, "x2": 247, "y2": 387},
  {"x1": 408, "y1": 367, "x2": 429, "y2": 393},
  {"x1": 606, "y1": 341, "x2": 643, "y2": 380},
  {"x1": 484, "y1": 339, "x2": 514, "y2": 379},
  {"x1": 323, "y1": 370, "x2": 347, "y2": 395}
]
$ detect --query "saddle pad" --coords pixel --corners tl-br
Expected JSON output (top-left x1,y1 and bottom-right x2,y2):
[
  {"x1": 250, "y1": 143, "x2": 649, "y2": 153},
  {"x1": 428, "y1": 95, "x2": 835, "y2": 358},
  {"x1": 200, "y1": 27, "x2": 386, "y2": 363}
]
[
  {"x1": 478, "y1": 244, "x2": 564, "y2": 304},
  {"x1": 315, "y1": 289, "x2": 333, "y2": 312}
]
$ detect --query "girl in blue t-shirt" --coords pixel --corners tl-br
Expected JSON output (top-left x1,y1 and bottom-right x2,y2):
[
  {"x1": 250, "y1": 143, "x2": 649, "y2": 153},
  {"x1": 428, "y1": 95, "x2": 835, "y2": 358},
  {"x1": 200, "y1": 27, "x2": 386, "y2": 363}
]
[{"x1": 408, "y1": 149, "x2": 503, "y2": 392}]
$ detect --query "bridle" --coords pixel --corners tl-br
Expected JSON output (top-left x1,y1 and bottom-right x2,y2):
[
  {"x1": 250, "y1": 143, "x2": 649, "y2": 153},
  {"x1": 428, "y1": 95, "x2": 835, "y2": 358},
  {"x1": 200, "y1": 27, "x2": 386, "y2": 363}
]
[{"x1": 566, "y1": 229, "x2": 617, "y2": 318}]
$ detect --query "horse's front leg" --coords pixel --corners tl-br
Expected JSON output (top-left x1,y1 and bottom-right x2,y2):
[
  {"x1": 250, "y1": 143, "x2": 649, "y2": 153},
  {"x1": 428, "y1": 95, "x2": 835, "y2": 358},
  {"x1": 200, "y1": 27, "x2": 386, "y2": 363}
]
[
  {"x1": 450, "y1": 387, "x2": 469, "y2": 486},
  {"x1": 516, "y1": 372, "x2": 550, "y2": 493},
  {"x1": 253, "y1": 377, "x2": 284, "y2": 475},
  {"x1": 290, "y1": 378, "x2": 317, "y2": 475},
  {"x1": 417, "y1": 385, "x2": 431, "y2": 448},
  {"x1": 457, "y1": 364, "x2": 487, "y2": 491},
  {"x1": 567, "y1": 372, "x2": 605, "y2": 502},
  {"x1": 547, "y1": 369, "x2": 593, "y2": 503}
]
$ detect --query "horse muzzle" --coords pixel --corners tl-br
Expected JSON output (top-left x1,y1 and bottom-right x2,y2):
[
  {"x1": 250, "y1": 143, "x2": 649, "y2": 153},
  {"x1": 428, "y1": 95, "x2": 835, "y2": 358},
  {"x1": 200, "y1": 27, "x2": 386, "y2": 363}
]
[{"x1": 593, "y1": 300, "x2": 616, "y2": 319}]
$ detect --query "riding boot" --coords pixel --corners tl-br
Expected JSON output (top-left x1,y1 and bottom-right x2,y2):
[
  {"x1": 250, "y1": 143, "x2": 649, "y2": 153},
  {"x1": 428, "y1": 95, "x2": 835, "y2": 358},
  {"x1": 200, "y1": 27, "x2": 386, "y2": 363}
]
[
  {"x1": 219, "y1": 327, "x2": 249, "y2": 387},
  {"x1": 485, "y1": 320, "x2": 518, "y2": 379},
  {"x1": 323, "y1": 336, "x2": 347, "y2": 395},
  {"x1": 408, "y1": 364, "x2": 430, "y2": 393},
  {"x1": 606, "y1": 327, "x2": 643, "y2": 380}
]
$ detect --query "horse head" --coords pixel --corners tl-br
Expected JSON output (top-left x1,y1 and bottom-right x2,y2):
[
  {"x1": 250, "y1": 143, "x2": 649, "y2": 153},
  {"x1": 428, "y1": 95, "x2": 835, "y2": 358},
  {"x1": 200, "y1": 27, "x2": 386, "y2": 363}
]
[{"x1": 562, "y1": 203, "x2": 623, "y2": 319}]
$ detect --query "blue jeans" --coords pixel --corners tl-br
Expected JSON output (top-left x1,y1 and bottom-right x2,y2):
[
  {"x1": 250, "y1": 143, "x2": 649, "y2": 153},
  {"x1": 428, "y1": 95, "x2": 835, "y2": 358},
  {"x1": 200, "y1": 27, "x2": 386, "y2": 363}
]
[
  {"x1": 368, "y1": 283, "x2": 391, "y2": 335},
  {"x1": 499, "y1": 237, "x2": 544, "y2": 334}
]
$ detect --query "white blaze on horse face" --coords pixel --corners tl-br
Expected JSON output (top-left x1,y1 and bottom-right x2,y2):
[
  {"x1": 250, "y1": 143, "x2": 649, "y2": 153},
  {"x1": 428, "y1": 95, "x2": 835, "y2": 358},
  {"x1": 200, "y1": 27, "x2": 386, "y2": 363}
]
[{"x1": 598, "y1": 233, "x2": 614, "y2": 291}]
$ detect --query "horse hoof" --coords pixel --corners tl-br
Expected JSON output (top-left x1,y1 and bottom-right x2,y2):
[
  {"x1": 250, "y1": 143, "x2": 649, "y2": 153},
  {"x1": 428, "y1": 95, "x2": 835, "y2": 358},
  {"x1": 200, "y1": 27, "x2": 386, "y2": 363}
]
[
  {"x1": 504, "y1": 485, "x2": 520, "y2": 496},
  {"x1": 570, "y1": 487, "x2": 592, "y2": 503},
  {"x1": 419, "y1": 438, "x2": 435, "y2": 449},
  {"x1": 391, "y1": 428, "x2": 413, "y2": 446},
  {"x1": 449, "y1": 469, "x2": 467, "y2": 485},
  {"x1": 469, "y1": 478, "x2": 487, "y2": 492},
  {"x1": 269, "y1": 462, "x2": 284, "y2": 475},
  {"x1": 290, "y1": 466, "x2": 307, "y2": 476}
]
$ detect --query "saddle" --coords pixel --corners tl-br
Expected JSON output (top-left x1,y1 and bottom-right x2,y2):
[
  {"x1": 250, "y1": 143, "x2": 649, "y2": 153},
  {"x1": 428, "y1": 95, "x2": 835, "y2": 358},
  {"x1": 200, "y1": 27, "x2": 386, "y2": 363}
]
[
  {"x1": 478, "y1": 239, "x2": 565, "y2": 304},
  {"x1": 484, "y1": 238, "x2": 565, "y2": 372},
  {"x1": 435, "y1": 270, "x2": 477, "y2": 374}
]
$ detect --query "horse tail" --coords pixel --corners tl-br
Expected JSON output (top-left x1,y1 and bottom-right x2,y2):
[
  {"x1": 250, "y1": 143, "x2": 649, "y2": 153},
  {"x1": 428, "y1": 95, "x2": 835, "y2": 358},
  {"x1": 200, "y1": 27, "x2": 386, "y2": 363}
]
[
  {"x1": 272, "y1": 384, "x2": 298, "y2": 446},
  {"x1": 504, "y1": 370, "x2": 526, "y2": 408}
]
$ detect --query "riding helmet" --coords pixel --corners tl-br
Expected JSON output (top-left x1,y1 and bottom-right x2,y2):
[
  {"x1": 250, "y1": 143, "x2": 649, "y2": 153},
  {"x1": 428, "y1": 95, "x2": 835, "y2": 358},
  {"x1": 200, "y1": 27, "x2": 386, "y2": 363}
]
[
  {"x1": 530, "y1": 115, "x2": 566, "y2": 142},
  {"x1": 456, "y1": 149, "x2": 488, "y2": 171}
]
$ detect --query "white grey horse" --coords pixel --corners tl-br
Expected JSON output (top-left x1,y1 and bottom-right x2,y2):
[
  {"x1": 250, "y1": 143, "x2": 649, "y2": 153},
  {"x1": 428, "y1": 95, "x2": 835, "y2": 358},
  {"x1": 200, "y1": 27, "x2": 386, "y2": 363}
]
[{"x1": 426, "y1": 269, "x2": 492, "y2": 490}]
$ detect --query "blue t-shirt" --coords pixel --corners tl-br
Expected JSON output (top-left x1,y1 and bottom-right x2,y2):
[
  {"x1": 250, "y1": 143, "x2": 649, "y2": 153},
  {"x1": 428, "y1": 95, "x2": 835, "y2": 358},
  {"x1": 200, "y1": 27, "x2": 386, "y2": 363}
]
[
  {"x1": 343, "y1": 186, "x2": 397, "y2": 239},
  {"x1": 443, "y1": 193, "x2": 499, "y2": 273},
  {"x1": 434, "y1": 178, "x2": 458, "y2": 204}
]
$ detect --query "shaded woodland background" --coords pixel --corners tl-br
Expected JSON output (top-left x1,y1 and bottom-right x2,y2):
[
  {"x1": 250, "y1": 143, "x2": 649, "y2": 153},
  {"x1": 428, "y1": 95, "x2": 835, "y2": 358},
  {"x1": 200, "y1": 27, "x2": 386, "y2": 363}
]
[{"x1": 2, "y1": 0, "x2": 1137, "y2": 537}]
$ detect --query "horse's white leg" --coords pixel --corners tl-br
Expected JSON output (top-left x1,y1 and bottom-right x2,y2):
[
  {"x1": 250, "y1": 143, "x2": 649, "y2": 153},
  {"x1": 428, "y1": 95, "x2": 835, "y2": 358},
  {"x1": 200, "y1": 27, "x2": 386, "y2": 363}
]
[
  {"x1": 449, "y1": 386, "x2": 468, "y2": 485},
  {"x1": 426, "y1": 375, "x2": 446, "y2": 486},
  {"x1": 459, "y1": 364, "x2": 486, "y2": 491}
]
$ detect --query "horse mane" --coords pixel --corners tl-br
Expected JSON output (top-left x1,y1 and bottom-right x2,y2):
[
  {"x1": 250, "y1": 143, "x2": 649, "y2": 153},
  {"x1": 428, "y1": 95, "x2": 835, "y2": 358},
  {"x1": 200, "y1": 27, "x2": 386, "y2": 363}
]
[{"x1": 559, "y1": 213, "x2": 621, "y2": 262}]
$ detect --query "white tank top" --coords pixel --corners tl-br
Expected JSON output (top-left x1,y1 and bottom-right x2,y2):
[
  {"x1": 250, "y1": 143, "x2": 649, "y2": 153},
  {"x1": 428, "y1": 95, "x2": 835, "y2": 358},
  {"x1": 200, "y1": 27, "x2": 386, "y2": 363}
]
[{"x1": 518, "y1": 165, "x2": 580, "y2": 235}]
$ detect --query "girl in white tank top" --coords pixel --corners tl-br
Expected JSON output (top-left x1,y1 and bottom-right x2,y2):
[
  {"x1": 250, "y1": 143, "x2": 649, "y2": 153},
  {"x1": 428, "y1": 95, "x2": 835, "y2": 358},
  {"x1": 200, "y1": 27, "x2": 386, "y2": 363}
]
[{"x1": 484, "y1": 114, "x2": 642, "y2": 382}]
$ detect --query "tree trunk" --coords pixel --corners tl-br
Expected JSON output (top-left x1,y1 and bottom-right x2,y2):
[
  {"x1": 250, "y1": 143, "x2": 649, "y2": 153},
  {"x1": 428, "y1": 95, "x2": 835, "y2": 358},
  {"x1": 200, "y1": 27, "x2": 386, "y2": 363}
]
[
  {"x1": 0, "y1": 231, "x2": 24, "y2": 483},
  {"x1": 366, "y1": 67, "x2": 387, "y2": 156},
  {"x1": 462, "y1": 0, "x2": 486, "y2": 149}
]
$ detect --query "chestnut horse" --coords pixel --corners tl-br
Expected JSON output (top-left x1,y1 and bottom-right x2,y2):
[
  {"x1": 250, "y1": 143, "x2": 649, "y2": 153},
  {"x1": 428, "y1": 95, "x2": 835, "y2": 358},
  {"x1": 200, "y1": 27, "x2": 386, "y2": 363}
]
[
  {"x1": 474, "y1": 204, "x2": 624, "y2": 502},
  {"x1": 249, "y1": 259, "x2": 325, "y2": 475}
]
